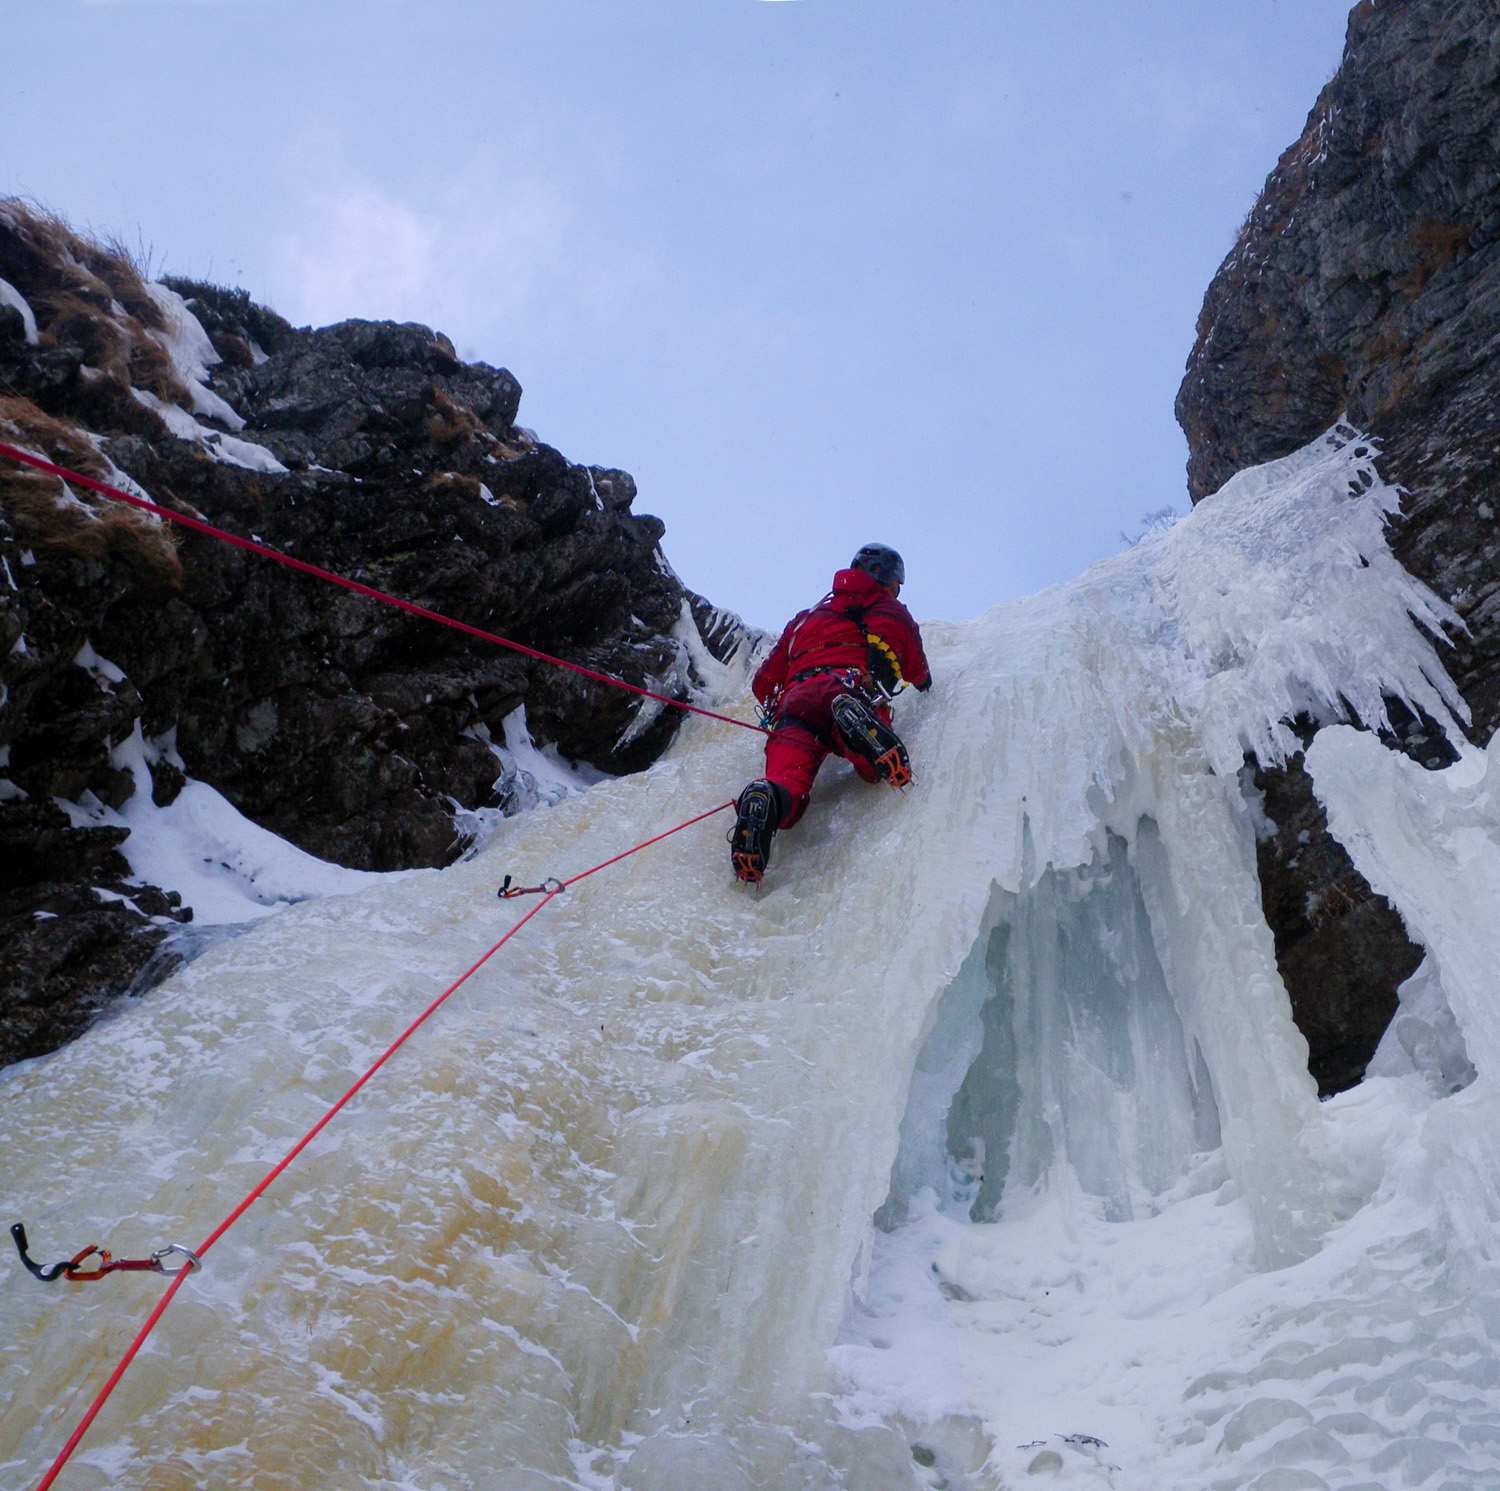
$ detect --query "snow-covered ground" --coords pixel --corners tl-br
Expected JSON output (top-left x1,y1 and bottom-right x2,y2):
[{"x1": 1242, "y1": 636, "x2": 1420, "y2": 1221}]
[{"x1": 4, "y1": 427, "x2": 1499, "y2": 1490}]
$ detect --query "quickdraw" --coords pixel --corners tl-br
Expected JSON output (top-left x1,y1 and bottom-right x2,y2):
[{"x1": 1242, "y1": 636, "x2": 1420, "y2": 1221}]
[
  {"x1": 496, "y1": 875, "x2": 567, "y2": 899},
  {"x1": 11, "y1": 1224, "x2": 201, "y2": 1284}
]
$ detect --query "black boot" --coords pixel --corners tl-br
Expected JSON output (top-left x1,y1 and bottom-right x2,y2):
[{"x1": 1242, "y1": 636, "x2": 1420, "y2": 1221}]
[
  {"x1": 730, "y1": 780, "x2": 782, "y2": 883},
  {"x1": 831, "y1": 694, "x2": 913, "y2": 788}
]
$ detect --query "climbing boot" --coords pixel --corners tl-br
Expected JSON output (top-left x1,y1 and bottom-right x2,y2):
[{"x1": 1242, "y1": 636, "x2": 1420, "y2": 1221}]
[
  {"x1": 831, "y1": 693, "x2": 913, "y2": 788},
  {"x1": 730, "y1": 780, "x2": 780, "y2": 883}
]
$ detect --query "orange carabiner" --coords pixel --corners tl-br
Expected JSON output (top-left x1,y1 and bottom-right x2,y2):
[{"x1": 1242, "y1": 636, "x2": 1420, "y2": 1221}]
[{"x1": 62, "y1": 1246, "x2": 115, "y2": 1282}]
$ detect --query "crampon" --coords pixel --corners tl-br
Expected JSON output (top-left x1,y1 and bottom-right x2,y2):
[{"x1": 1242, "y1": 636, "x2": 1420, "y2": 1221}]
[
  {"x1": 729, "y1": 780, "x2": 779, "y2": 884},
  {"x1": 830, "y1": 693, "x2": 913, "y2": 788}
]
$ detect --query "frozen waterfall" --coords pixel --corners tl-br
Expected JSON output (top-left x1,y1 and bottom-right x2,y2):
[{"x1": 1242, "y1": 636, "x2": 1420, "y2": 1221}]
[{"x1": 4, "y1": 426, "x2": 1500, "y2": 1490}]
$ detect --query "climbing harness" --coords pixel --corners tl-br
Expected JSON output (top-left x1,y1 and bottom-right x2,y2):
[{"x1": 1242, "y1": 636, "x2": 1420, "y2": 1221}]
[
  {"x1": 0, "y1": 442, "x2": 766, "y2": 737},
  {"x1": 13, "y1": 797, "x2": 735, "y2": 1491}
]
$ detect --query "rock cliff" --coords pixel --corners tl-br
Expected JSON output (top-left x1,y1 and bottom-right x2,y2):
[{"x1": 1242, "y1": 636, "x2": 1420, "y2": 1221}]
[
  {"x1": 1178, "y1": 0, "x2": 1500, "y2": 1091},
  {"x1": 1, "y1": 202, "x2": 747, "y2": 1069}
]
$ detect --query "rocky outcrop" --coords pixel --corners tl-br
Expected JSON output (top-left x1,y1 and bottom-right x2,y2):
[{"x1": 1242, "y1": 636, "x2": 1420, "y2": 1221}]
[
  {"x1": 1177, "y1": 0, "x2": 1500, "y2": 1091},
  {"x1": 1, "y1": 203, "x2": 746, "y2": 1069}
]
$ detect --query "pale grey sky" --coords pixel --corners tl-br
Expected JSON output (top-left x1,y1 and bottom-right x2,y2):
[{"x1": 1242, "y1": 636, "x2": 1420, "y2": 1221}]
[{"x1": 3, "y1": 1, "x2": 1355, "y2": 629}]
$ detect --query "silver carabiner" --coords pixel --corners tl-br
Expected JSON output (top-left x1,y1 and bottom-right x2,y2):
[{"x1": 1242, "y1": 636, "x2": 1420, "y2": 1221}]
[{"x1": 151, "y1": 1243, "x2": 203, "y2": 1276}]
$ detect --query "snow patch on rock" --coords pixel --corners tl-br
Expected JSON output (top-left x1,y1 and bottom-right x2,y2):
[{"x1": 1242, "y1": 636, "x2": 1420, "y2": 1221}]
[
  {"x1": 131, "y1": 386, "x2": 287, "y2": 473},
  {"x1": 0, "y1": 275, "x2": 40, "y2": 344},
  {"x1": 56, "y1": 723, "x2": 407, "y2": 926}
]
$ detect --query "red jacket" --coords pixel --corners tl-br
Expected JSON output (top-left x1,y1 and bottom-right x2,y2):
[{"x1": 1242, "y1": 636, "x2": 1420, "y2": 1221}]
[{"x1": 753, "y1": 569, "x2": 931, "y2": 704}]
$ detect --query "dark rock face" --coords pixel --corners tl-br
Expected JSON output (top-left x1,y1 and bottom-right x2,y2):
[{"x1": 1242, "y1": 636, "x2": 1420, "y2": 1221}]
[
  {"x1": 1177, "y1": 0, "x2": 1500, "y2": 1091},
  {"x1": 212, "y1": 316, "x2": 521, "y2": 474},
  {"x1": 89, "y1": 415, "x2": 688, "y2": 868},
  {"x1": 0, "y1": 800, "x2": 189, "y2": 1066},
  {"x1": 1251, "y1": 756, "x2": 1424, "y2": 1096},
  {"x1": 1, "y1": 213, "x2": 745, "y2": 1069}
]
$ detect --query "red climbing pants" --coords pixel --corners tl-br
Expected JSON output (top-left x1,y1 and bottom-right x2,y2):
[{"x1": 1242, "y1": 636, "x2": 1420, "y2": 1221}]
[{"x1": 763, "y1": 674, "x2": 890, "y2": 827}]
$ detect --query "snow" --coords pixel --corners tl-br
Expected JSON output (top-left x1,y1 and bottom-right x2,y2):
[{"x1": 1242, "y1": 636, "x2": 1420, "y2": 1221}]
[
  {"x1": 115, "y1": 282, "x2": 286, "y2": 471},
  {"x1": 74, "y1": 638, "x2": 126, "y2": 684},
  {"x1": 142, "y1": 280, "x2": 249, "y2": 433},
  {"x1": 131, "y1": 387, "x2": 288, "y2": 474},
  {"x1": 497, "y1": 702, "x2": 612, "y2": 807},
  {"x1": 5, "y1": 270, "x2": 279, "y2": 471},
  {"x1": 452, "y1": 704, "x2": 613, "y2": 855},
  {"x1": 0, "y1": 275, "x2": 40, "y2": 345},
  {"x1": 4, "y1": 425, "x2": 1500, "y2": 1489},
  {"x1": 55, "y1": 722, "x2": 405, "y2": 926}
]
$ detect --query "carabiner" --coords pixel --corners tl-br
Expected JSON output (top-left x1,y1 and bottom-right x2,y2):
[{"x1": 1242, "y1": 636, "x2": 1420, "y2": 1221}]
[
  {"x1": 151, "y1": 1244, "x2": 203, "y2": 1276},
  {"x1": 62, "y1": 1245, "x2": 117, "y2": 1282}
]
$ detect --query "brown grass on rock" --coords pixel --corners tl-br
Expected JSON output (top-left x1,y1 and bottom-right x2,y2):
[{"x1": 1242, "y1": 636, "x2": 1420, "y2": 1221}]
[
  {"x1": 0, "y1": 396, "x2": 110, "y2": 481},
  {"x1": 421, "y1": 469, "x2": 526, "y2": 512},
  {"x1": 0, "y1": 396, "x2": 181, "y2": 585},
  {"x1": 0, "y1": 199, "x2": 192, "y2": 409},
  {"x1": 425, "y1": 387, "x2": 490, "y2": 448}
]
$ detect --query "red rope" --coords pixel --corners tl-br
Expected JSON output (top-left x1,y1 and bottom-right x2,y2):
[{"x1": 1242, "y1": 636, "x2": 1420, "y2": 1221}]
[
  {"x1": 557, "y1": 798, "x2": 737, "y2": 890},
  {"x1": 30, "y1": 799, "x2": 736, "y2": 1491},
  {"x1": 0, "y1": 441, "x2": 764, "y2": 736}
]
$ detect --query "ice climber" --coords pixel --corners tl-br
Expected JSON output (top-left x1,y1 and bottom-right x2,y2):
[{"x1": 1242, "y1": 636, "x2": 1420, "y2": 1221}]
[{"x1": 730, "y1": 543, "x2": 931, "y2": 884}]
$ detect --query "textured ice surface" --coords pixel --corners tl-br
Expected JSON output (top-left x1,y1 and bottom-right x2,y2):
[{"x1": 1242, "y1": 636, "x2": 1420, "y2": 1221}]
[
  {"x1": 3, "y1": 428, "x2": 1498, "y2": 1489},
  {"x1": 1365, "y1": 955, "x2": 1476, "y2": 1097}
]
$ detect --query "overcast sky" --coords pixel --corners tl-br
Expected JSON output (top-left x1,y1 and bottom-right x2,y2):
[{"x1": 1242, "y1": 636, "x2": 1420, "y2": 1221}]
[{"x1": 4, "y1": 1, "x2": 1355, "y2": 630}]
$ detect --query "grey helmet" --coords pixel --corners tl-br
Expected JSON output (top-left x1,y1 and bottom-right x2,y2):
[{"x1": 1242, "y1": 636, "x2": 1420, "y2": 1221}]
[{"x1": 851, "y1": 543, "x2": 905, "y2": 588}]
